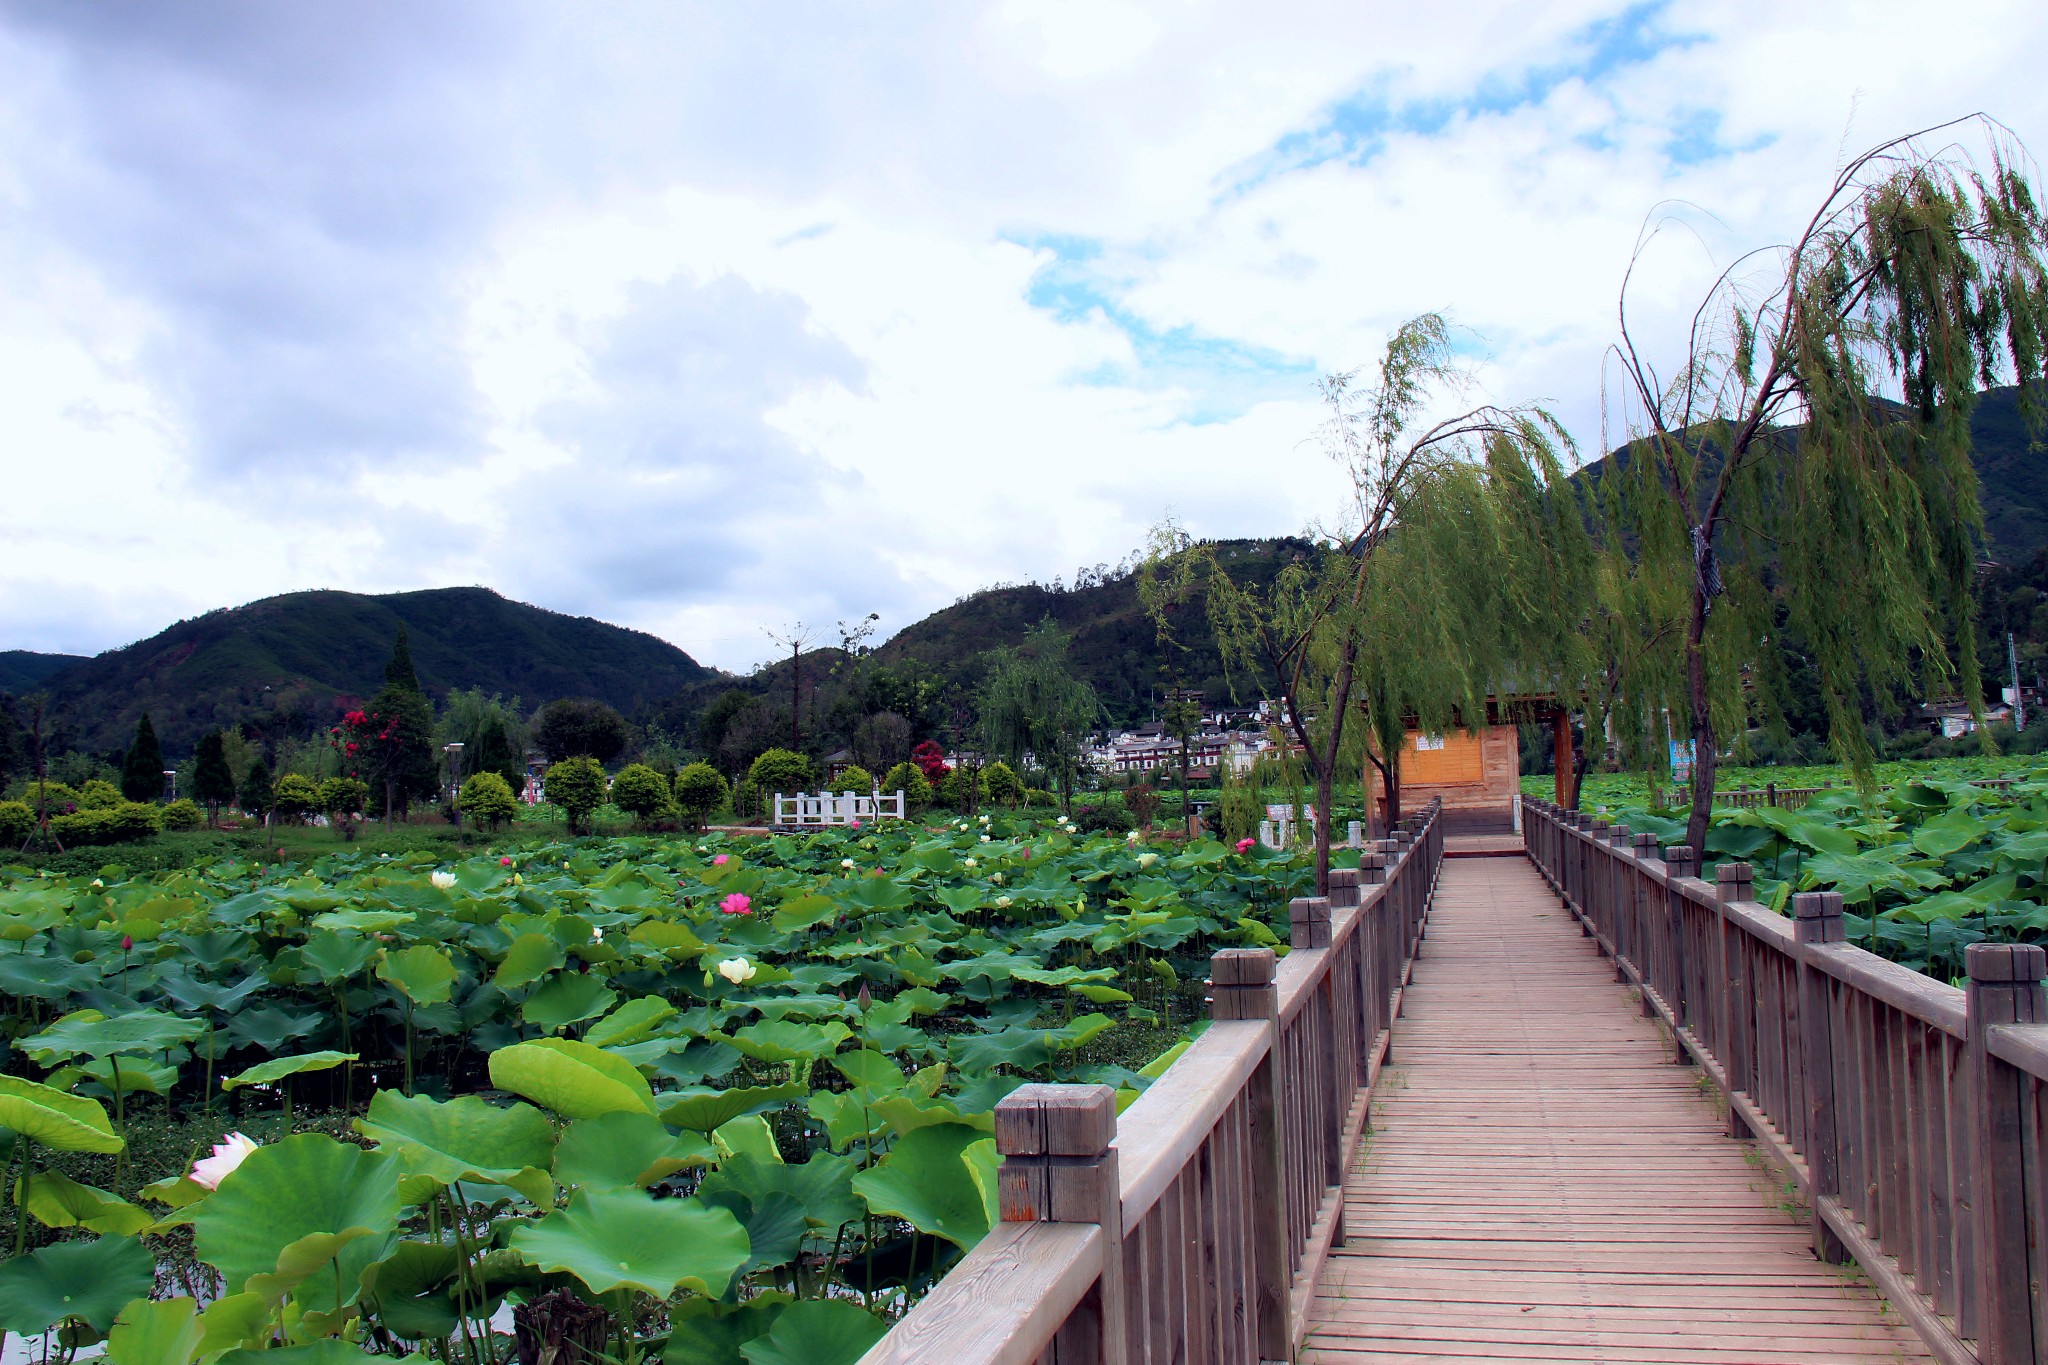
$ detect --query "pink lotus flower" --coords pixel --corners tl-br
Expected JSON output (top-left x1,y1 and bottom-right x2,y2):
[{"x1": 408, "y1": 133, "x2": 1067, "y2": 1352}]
[
  {"x1": 1236, "y1": 837, "x2": 1256, "y2": 853},
  {"x1": 191, "y1": 1133, "x2": 259, "y2": 1189},
  {"x1": 851, "y1": 819, "x2": 862, "y2": 829},
  {"x1": 500, "y1": 856, "x2": 514, "y2": 866},
  {"x1": 713, "y1": 854, "x2": 729, "y2": 866},
  {"x1": 720, "y1": 893, "x2": 752, "y2": 916}
]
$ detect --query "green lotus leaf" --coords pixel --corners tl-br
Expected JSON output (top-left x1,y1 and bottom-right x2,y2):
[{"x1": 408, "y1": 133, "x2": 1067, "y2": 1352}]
[
  {"x1": 700, "y1": 1151, "x2": 862, "y2": 1233},
  {"x1": 725, "y1": 1019, "x2": 851, "y2": 1064},
  {"x1": 192, "y1": 1133, "x2": 400, "y2": 1309},
  {"x1": 354, "y1": 1091, "x2": 556, "y2": 1205},
  {"x1": 522, "y1": 972, "x2": 617, "y2": 1031},
  {"x1": 629, "y1": 920, "x2": 706, "y2": 955},
  {"x1": 771, "y1": 893, "x2": 839, "y2": 933},
  {"x1": 376, "y1": 945, "x2": 456, "y2": 1006},
  {"x1": 221, "y1": 1051, "x2": 356, "y2": 1092},
  {"x1": 136, "y1": 1172, "x2": 208, "y2": 1210},
  {"x1": 0, "y1": 1234, "x2": 153, "y2": 1336},
  {"x1": 225, "y1": 1005, "x2": 325, "y2": 1052},
  {"x1": 492, "y1": 932, "x2": 565, "y2": 991},
  {"x1": 23, "y1": 1169, "x2": 153, "y2": 1236},
  {"x1": 663, "y1": 1295, "x2": 792, "y2": 1365},
  {"x1": 850, "y1": 1123, "x2": 998, "y2": 1250},
  {"x1": 78, "y1": 1053, "x2": 181, "y2": 1098},
  {"x1": 946, "y1": 1027, "x2": 1048, "y2": 1074},
  {"x1": 506, "y1": 1188, "x2": 750, "y2": 1298},
  {"x1": 18, "y1": 1008, "x2": 204, "y2": 1064},
  {"x1": 584, "y1": 996, "x2": 677, "y2": 1048},
  {"x1": 194, "y1": 1294, "x2": 272, "y2": 1354},
  {"x1": 1071, "y1": 983, "x2": 1134, "y2": 1004},
  {"x1": 739, "y1": 1300, "x2": 887, "y2": 1365},
  {"x1": 712, "y1": 1114, "x2": 783, "y2": 1164},
  {"x1": 830, "y1": 1049, "x2": 906, "y2": 1092},
  {"x1": 360, "y1": 1241, "x2": 461, "y2": 1340},
  {"x1": 214, "y1": 1342, "x2": 381, "y2": 1365},
  {"x1": 310, "y1": 909, "x2": 410, "y2": 933},
  {"x1": 553, "y1": 1111, "x2": 715, "y2": 1189},
  {"x1": 0, "y1": 1074, "x2": 123, "y2": 1153},
  {"x1": 659, "y1": 1082, "x2": 806, "y2": 1133},
  {"x1": 488, "y1": 1038, "x2": 656, "y2": 1120},
  {"x1": 107, "y1": 1295, "x2": 204, "y2": 1365},
  {"x1": 299, "y1": 931, "x2": 377, "y2": 981}
]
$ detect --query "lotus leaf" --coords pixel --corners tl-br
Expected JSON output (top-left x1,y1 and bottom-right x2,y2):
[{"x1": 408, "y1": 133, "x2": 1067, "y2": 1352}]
[
  {"x1": 506, "y1": 1188, "x2": 750, "y2": 1297},
  {"x1": 0, "y1": 1074, "x2": 123, "y2": 1153},
  {"x1": 522, "y1": 971, "x2": 617, "y2": 1030},
  {"x1": 354, "y1": 1091, "x2": 556, "y2": 1205},
  {"x1": 107, "y1": 1295, "x2": 205, "y2": 1365},
  {"x1": 739, "y1": 1301, "x2": 887, "y2": 1365},
  {"x1": 493, "y1": 932, "x2": 566, "y2": 989},
  {"x1": 726, "y1": 1019, "x2": 851, "y2": 1064},
  {"x1": 662, "y1": 1296, "x2": 792, "y2": 1365},
  {"x1": 489, "y1": 1037, "x2": 656, "y2": 1119},
  {"x1": 377, "y1": 945, "x2": 456, "y2": 1005},
  {"x1": 584, "y1": 996, "x2": 676, "y2": 1047},
  {"x1": 221, "y1": 1051, "x2": 356, "y2": 1091},
  {"x1": 359, "y1": 1241, "x2": 461, "y2": 1340},
  {"x1": 0, "y1": 1234, "x2": 153, "y2": 1336},
  {"x1": 553, "y1": 1110, "x2": 715, "y2": 1188},
  {"x1": 659, "y1": 1082, "x2": 806, "y2": 1132},
  {"x1": 850, "y1": 1122, "x2": 998, "y2": 1249},
  {"x1": 18, "y1": 1008, "x2": 204, "y2": 1063},
  {"x1": 192, "y1": 1133, "x2": 400, "y2": 1309},
  {"x1": 23, "y1": 1169, "x2": 153, "y2": 1236}
]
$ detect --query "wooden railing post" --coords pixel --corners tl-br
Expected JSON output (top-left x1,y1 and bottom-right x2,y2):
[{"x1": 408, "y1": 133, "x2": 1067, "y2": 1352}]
[
  {"x1": 1211, "y1": 947, "x2": 1291, "y2": 1362},
  {"x1": 1793, "y1": 891, "x2": 1849, "y2": 1264},
  {"x1": 1289, "y1": 896, "x2": 1332, "y2": 950},
  {"x1": 1629, "y1": 832, "x2": 1659, "y2": 1013},
  {"x1": 1663, "y1": 845, "x2": 1696, "y2": 1065},
  {"x1": 1716, "y1": 861, "x2": 1757, "y2": 1139},
  {"x1": 1966, "y1": 942, "x2": 2047, "y2": 1363},
  {"x1": 994, "y1": 1083, "x2": 1127, "y2": 1364}
]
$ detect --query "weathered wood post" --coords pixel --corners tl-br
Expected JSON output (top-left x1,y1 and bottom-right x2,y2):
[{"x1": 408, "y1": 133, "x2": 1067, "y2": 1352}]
[
  {"x1": 1791, "y1": 891, "x2": 1849, "y2": 1264},
  {"x1": 1715, "y1": 861, "x2": 1756, "y2": 1139},
  {"x1": 1663, "y1": 845, "x2": 1697, "y2": 1065},
  {"x1": 1630, "y1": 832, "x2": 1659, "y2": 1009},
  {"x1": 1358, "y1": 851, "x2": 1389, "y2": 1048},
  {"x1": 994, "y1": 1083, "x2": 1127, "y2": 1364},
  {"x1": 1211, "y1": 947, "x2": 1290, "y2": 1362},
  {"x1": 1966, "y1": 942, "x2": 2047, "y2": 1362},
  {"x1": 1585, "y1": 819, "x2": 1610, "y2": 942}
]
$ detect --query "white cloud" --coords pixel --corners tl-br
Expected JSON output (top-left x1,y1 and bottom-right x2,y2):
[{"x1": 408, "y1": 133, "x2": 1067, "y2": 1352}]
[{"x1": 0, "y1": 0, "x2": 2042, "y2": 671}]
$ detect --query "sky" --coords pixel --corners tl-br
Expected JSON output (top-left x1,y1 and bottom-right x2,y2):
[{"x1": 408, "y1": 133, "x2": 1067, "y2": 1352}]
[{"x1": 1, "y1": 1, "x2": 2043, "y2": 674}]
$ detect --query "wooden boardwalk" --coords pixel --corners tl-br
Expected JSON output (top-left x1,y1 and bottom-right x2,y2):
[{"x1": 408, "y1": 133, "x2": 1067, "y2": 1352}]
[{"x1": 1304, "y1": 855, "x2": 1932, "y2": 1364}]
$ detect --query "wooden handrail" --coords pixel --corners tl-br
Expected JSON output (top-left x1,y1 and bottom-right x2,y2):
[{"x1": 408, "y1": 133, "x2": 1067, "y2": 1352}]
[
  {"x1": 858, "y1": 800, "x2": 1445, "y2": 1365},
  {"x1": 1523, "y1": 798, "x2": 2048, "y2": 1365}
]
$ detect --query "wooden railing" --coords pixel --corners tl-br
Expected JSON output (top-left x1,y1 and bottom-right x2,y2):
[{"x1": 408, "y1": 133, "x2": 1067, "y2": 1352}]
[
  {"x1": 859, "y1": 800, "x2": 1446, "y2": 1365},
  {"x1": 1525, "y1": 797, "x2": 2048, "y2": 1365}
]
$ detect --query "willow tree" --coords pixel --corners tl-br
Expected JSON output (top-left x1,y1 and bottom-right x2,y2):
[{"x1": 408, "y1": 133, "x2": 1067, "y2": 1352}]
[
  {"x1": 979, "y1": 619, "x2": 1100, "y2": 815},
  {"x1": 1600, "y1": 117, "x2": 2048, "y2": 853},
  {"x1": 1150, "y1": 314, "x2": 1594, "y2": 894}
]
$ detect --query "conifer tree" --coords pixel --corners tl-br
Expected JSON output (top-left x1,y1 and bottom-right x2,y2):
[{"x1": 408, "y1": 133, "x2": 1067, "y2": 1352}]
[
  {"x1": 239, "y1": 759, "x2": 273, "y2": 822},
  {"x1": 192, "y1": 730, "x2": 237, "y2": 826},
  {"x1": 1597, "y1": 117, "x2": 2048, "y2": 852},
  {"x1": 120, "y1": 712, "x2": 164, "y2": 802},
  {"x1": 385, "y1": 623, "x2": 421, "y2": 692}
]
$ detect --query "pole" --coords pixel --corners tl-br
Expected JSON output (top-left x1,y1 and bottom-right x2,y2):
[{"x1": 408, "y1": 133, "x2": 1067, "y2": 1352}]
[{"x1": 2009, "y1": 631, "x2": 2025, "y2": 732}]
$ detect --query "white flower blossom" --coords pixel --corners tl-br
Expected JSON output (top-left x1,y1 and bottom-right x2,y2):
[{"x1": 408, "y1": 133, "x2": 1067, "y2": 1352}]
[
  {"x1": 1138, "y1": 852, "x2": 1159, "y2": 868},
  {"x1": 980, "y1": 834, "x2": 991, "y2": 843},
  {"x1": 996, "y1": 896, "x2": 1013, "y2": 908},
  {"x1": 430, "y1": 871, "x2": 457, "y2": 890},
  {"x1": 841, "y1": 857, "x2": 856, "y2": 869},
  {"x1": 1125, "y1": 830, "x2": 1142, "y2": 844},
  {"x1": 717, "y1": 957, "x2": 757, "y2": 984},
  {"x1": 191, "y1": 1133, "x2": 259, "y2": 1189},
  {"x1": 964, "y1": 858, "x2": 978, "y2": 869},
  {"x1": 991, "y1": 873, "x2": 1004, "y2": 884}
]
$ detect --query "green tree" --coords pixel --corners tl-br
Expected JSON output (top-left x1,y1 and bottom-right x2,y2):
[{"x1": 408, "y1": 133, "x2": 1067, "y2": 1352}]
[
  {"x1": 979, "y1": 620, "x2": 1100, "y2": 815},
  {"x1": 385, "y1": 622, "x2": 422, "y2": 690},
  {"x1": 438, "y1": 688, "x2": 528, "y2": 787},
  {"x1": 120, "y1": 712, "x2": 164, "y2": 802},
  {"x1": 1152, "y1": 316, "x2": 1592, "y2": 891},
  {"x1": 1598, "y1": 118, "x2": 2048, "y2": 852},
  {"x1": 457, "y1": 770, "x2": 519, "y2": 831},
  {"x1": 347, "y1": 631, "x2": 439, "y2": 824},
  {"x1": 610, "y1": 763, "x2": 675, "y2": 826},
  {"x1": 983, "y1": 760, "x2": 1024, "y2": 806},
  {"x1": 880, "y1": 760, "x2": 932, "y2": 811},
  {"x1": 828, "y1": 763, "x2": 876, "y2": 794},
  {"x1": 239, "y1": 759, "x2": 273, "y2": 821},
  {"x1": 75, "y1": 779, "x2": 122, "y2": 810},
  {"x1": 318, "y1": 776, "x2": 370, "y2": 841},
  {"x1": 193, "y1": 730, "x2": 237, "y2": 827},
  {"x1": 672, "y1": 762, "x2": 730, "y2": 830},
  {"x1": 534, "y1": 698, "x2": 630, "y2": 765},
  {"x1": 544, "y1": 755, "x2": 608, "y2": 834},
  {"x1": 272, "y1": 772, "x2": 320, "y2": 822},
  {"x1": 747, "y1": 748, "x2": 813, "y2": 796}
]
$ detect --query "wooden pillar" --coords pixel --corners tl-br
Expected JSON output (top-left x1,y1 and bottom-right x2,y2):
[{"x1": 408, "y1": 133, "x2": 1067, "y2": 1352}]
[
  {"x1": 1966, "y1": 942, "x2": 2047, "y2": 1363},
  {"x1": 1210, "y1": 948, "x2": 1290, "y2": 1362},
  {"x1": 1716, "y1": 861, "x2": 1756, "y2": 1139},
  {"x1": 1289, "y1": 896, "x2": 1332, "y2": 950},
  {"x1": 1663, "y1": 845, "x2": 1697, "y2": 1065},
  {"x1": 1792, "y1": 891, "x2": 1850, "y2": 1264},
  {"x1": 1630, "y1": 833, "x2": 1660, "y2": 1014},
  {"x1": 1552, "y1": 706, "x2": 1575, "y2": 809},
  {"x1": 995, "y1": 1083, "x2": 1127, "y2": 1364}
]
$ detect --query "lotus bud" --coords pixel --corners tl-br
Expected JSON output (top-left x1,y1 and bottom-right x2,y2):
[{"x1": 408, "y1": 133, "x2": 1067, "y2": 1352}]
[
  {"x1": 191, "y1": 1132, "x2": 259, "y2": 1189},
  {"x1": 500, "y1": 856, "x2": 514, "y2": 867},
  {"x1": 857, "y1": 982, "x2": 872, "y2": 1012},
  {"x1": 121, "y1": 934, "x2": 134, "y2": 950},
  {"x1": 91, "y1": 878, "x2": 104, "y2": 889}
]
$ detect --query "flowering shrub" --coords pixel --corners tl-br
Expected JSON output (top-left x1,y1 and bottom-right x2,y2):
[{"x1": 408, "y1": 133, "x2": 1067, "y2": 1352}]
[{"x1": 911, "y1": 739, "x2": 951, "y2": 784}]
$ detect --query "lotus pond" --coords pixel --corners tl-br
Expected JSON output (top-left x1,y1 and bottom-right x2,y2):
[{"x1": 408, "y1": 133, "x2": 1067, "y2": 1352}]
[{"x1": 0, "y1": 815, "x2": 1311, "y2": 1365}]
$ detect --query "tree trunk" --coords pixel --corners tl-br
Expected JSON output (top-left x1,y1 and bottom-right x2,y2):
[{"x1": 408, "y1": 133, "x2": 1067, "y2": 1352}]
[
  {"x1": 1308, "y1": 644, "x2": 1359, "y2": 897},
  {"x1": 1683, "y1": 601, "x2": 1717, "y2": 855}
]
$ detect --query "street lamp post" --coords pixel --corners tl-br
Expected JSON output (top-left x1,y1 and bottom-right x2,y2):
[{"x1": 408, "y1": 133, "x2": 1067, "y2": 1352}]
[{"x1": 445, "y1": 743, "x2": 464, "y2": 829}]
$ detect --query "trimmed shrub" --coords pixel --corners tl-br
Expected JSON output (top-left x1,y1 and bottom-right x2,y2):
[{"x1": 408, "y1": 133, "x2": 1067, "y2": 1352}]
[
  {"x1": 732, "y1": 777, "x2": 761, "y2": 821},
  {"x1": 880, "y1": 762, "x2": 932, "y2": 811},
  {"x1": 0, "y1": 801, "x2": 32, "y2": 846},
  {"x1": 984, "y1": 761, "x2": 1024, "y2": 806},
  {"x1": 747, "y1": 748, "x2": 813, "y2": 796},
  {"x1": 51, "y1": 801, "x2": 163, "y2": 846},
  {"x1": 935, "y1": 765, "x2": 987, "y2": 810},
  {"x1": 610, "y1": 763, "x2": 676, "y2": 825},
  {"x1": 457, "y1": 771, "x2": 519, "y2": 831},
  {"x1": 1024, "y1": 787, "x2": 1057, "y2": 808},
  {"x1": 11, "y1": 781, "x2": 80, "y2": 815},
  {"x1": 1072, "y1": 801, "x2": 1134, "y2": 835},
  {"x1": 161, "y1": 799, "x2": 203, "y2": 832},
  {"x1": 829, "y1": 764, "x2": 876, "y2": 794},
  {"x1": 673, "y1": 763, "x2": 730, "y2": 829},
  {"x1": 544, "y1": 756, "x2": 608, "y2": 834},
  {"x1": 76, "y1": 779, "x2": 124, "y2": 811},
  {"x1": 272, "y1": 773, "x2": 320, "y2": 821},
  {"x1": 318, "y1": 777, "x2": 370, "y2": 840}
]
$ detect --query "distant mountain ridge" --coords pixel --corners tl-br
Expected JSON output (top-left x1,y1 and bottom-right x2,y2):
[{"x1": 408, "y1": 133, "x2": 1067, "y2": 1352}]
[
  {"x1": 0, "y1": 651, "x2": 86, "y2": 695},
  {"x1": 29, "y1": 587, "x2": 718, "y2": 755}
]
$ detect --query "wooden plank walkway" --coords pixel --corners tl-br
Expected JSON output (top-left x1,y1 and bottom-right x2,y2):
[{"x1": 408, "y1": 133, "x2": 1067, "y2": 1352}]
[{"x1": 1304, "y1": 855, "x2": 1932, "y2": 1364}]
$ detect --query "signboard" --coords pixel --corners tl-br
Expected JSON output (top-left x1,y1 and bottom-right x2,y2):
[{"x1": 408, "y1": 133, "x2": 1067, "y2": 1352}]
[{"x1": 1668, "y1": 740, "x2": 1695, "y2": 783}]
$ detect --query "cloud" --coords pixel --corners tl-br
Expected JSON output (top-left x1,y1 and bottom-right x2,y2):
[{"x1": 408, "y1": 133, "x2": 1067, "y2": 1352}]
[{"x1": 0, "y1": 0, "x2": 2042, "y2": 671}]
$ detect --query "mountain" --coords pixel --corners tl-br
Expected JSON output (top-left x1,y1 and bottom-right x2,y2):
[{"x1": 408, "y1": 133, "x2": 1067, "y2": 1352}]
[
  {"x1": 0, "y1": 651, "x2": 87, "y2": 695},
  {"x1": 1966, "y1": 385, "x2": 2048, "y2": 563},
  {"x1": 34, "y1": 587, "x2": 718, "y2": 755}
]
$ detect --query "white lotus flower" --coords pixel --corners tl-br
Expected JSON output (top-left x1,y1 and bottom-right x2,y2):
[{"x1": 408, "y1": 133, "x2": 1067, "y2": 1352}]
[
  {"x1": 1138, "y1": 852, "x2": 1159, "y2": 868},
  {"x1": 996, "y1": 896, "x2": 1013, "y2": 908},
  {"x1": 841, "y1": 858, "x2": 856, "y2": 869},
  {"x1": 991, "y1": 873, "x2": 1004, "y2": 884},
  {"x1": 1125, "y1": 830, "x2": 1142, "y2": 844},
  {"x1": 717, "y1": 957, "x2": 757, "y2": 984},
  {"x1": 964, "y1": 858, "x2": 978, "y2": 869},
  {"x1": 90, "y1": 878, "x2": 104, "y2": 889},
  {"x1": 191, "y1": 1132, "x2": 259, "y2": 1189},
  {"x1": 430, "y1": 871, "x2": 457, "y2": 890},
  {"x1": 980, "y1": 835, "x2": 991, "y2": 843},
  {"x1": 978, "y1": 815, "x2": 990, "y2": 825}
]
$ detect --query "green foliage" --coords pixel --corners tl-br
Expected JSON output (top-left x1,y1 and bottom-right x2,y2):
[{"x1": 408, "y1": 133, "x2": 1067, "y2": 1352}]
[
  {"x1": 674, "y1": 763, "x2": 731, "y2": 828},
  {"x1": 544, "y1": 756, "x2": 608, "y2": 833},
  {"x1": 535, "y1": 697, "x2": 631, "y2": 765},
  {"x1": 120, "y1": 712, "x2": 164, "y2": 802},
  {"x1": 979, "y1": 621, "x2": 1099, "y2": 809},
  {"x1": 318, "y1": 776, "x2": 370, "y2": 818},
  {"x1": 76, "y1": 779, "x2": 123, "y2": 811},
  {"x1": 879, "y1": 762, "x2": 931, "y2": 811},
  {"x1": 456, "y1": 771, "x2": 519, "y2": 830},
  {"x1": 50, "y1": 801, "x2": 163, "y2": 846},
  {"x1": 828, "y1": 764, "x2": 875, "y2": 794},
  {"x1": 983, "y1": 761, "x2": 1023, "y2": 806},
  {"x1": 356, "y1": 674, "x2": 439, "y2": 818},
  {"x1": 193, "y1": 730, "x2": 237, "y2": 816},
  {"x1": 272, "y1": 772, "x2": 320, "y2": 821},
  {"x1": 238, "y1": 759, "x2": 272, "y2": 817},
  {"x1": 0, "y1": 800, "x2": 31, "y2": 846},
  {"x1": 11, "y1": 780, "x2": 78, "y2": 814},
  {"x1": 611, "y1": 764, "x2": 677, "y2": 825},
  {"x1": 160, "y1": 798, "x2": 202, "y2": 833},
  {"x1": 733, "y1": 777, "x2": 761, "y2": 821},
  {"x1": 748, "y1": 748, "x2": 813, "y2": 795}
]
